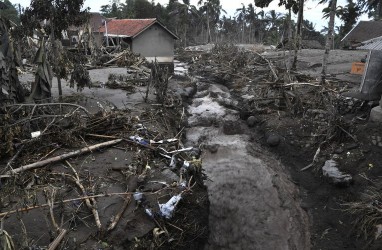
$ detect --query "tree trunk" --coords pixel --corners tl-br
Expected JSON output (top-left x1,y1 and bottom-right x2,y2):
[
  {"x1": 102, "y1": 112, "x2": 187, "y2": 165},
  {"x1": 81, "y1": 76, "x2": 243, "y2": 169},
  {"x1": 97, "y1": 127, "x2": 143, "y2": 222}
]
[
  {"x1": 321, "y1": 0, "x2": 337, "y2": 84},
  {"x1": 288, "y1": 9, "x2": 293, "y2": 70},
  {"x1": 292, "y1": 0, "x2": 304, "y2": 70},
  {"x1": 184, "y1": 25, "x2": 187, "y2": 47},
  {"x1": 249, "y1": 26, "x2": 252, "y2": 43},
  {"x1": 50, "y1": 19, "x2": 62, "y2": 98},
  {"x1": 206, "y1": 5, "x2": 211, "y2": 43}
]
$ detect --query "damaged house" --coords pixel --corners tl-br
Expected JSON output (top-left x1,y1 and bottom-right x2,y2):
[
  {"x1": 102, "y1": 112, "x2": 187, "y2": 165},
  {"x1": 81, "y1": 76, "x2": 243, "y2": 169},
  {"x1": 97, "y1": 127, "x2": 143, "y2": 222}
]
[
  {"x1": 98, "y1": 18, "x2": 178, "y2": 66},
  {"x1": 341, "y1": 20, "x2": 382, "y2": 49},
  {"x1": 62, "y1": 12, "x2": 106, "y2": 48}
]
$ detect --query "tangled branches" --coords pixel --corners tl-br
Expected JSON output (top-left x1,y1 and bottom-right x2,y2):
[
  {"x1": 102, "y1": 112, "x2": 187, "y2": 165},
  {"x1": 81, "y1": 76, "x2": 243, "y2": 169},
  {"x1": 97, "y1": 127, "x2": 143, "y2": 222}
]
[{"x1": 342, "y1": 189, "x2": 382, "y2": 240}]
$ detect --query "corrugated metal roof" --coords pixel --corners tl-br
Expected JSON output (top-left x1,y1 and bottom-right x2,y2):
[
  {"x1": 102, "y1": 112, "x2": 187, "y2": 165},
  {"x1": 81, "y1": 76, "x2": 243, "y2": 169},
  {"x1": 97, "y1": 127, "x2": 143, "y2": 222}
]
[
  {"x1": 342, "y1": 21, "x2": 382, "y2": 43},
  {"x1": 358, "y1": 36, "x2": 382, "y2": 50},
  {"x1": 98, "y1": 18, "x2": 178, "y2": 39}
]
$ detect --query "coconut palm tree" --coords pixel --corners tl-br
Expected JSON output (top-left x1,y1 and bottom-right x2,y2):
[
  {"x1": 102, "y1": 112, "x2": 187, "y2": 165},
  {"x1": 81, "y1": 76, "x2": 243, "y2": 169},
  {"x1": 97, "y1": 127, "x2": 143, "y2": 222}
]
[
  {"x1": 265, "y1": 10, "x2": 283, "y2": 44},
  {"x1": 246, "y1": 3, "x2": 257, "y2": 43},
  {"x1": 321, "y1": 0, "x2": 337, "y2": 84},
  {"x1": 291, "y1": 0, "x2": 305, "y2": 70},
  {"x1": 168, "y1": 0, "x2": 198, "y2": 47},
  {"x1": 358, "y1": 0, "x2": 382, "y2": 20},
  {"x1": 197, "y1": 0, "x2": 225, "y2": 43},
  {"x1": 235, "y1": 3, "x2": 246, "y2": 43}
]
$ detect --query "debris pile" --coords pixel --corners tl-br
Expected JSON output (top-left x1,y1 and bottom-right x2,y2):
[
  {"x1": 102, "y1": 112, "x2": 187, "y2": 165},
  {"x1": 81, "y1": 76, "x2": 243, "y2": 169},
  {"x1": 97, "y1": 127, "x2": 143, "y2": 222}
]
[
  {"x1": 106, "y1": 67, "x2": 150, "y2": 92},
  {"x1": 186, "y1": 45, "x2": 365, "y2": 137},
  {"x1": 97, "y1": 49, "x2": 146, "y2": 68},
  {"x1": 0, "y1": 102, "x2": 208, "y2": 249},
  {"x1": 188, "y1": 44, "x2": 278, "y2": 89},
  {"x1": 183, "y1": 44, "x2": 366, "y2": 178}
]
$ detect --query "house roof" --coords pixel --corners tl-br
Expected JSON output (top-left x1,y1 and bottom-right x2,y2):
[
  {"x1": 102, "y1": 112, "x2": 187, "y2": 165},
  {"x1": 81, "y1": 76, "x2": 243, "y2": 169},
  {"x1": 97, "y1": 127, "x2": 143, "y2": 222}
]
[
  {"x1": 341, "y1": 21, "x2": 382, "y2": 43},
  {"x1": 99, "y1": 18, "x2": 178, "y2": 39},
  {"x1": 357, "y1": 36, "x2": 382, "y2": 50}
]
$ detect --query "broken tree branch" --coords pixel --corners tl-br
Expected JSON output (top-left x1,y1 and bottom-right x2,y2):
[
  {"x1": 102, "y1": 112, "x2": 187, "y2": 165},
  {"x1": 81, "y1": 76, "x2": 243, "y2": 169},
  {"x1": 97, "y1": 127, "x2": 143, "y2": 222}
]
[
  {"x1": 48, "y1": 229, "x2": 67, "y2": 250},
  {"x1": 300, "y1": 146, "x2": 321, "y2": 171},
  {"x1": 107, "y1": 195, "x2": 131, "y2": 232},
  {"x1": 66, "y1": 161, "x2": 102, "y2": 230},
  {"x1": 7, "y1": 103, "x2": 90, "y2": 116},
  {"x1": 1, "y1": 139, "x2": 123, "y2": 178},
  {"x1": 254, "y1": 52, "x2": 278, "y2": 82}
]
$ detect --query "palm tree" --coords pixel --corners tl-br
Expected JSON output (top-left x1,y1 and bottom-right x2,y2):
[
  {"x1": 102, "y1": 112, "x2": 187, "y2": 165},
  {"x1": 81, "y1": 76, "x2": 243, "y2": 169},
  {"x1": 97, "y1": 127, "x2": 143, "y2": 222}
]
[
  {"x1": 321, "y1": 0, "x2": 337, "y2": 84},
  {"x1": 197, "y1": 0, "x2": 225, "y2": 43},
  {"x1": 358, "y1": 0, "x2": 382, "y2": 20},
  {"x1": 168, "y1": 0, "x2": 198, "y2": 47},
  {"x1": 291, "y1": 0, "x2": 305, "y2": 70},
  {"x1": 246, "y1": 3, "x2": 257, "y2": 43},
  {"x1": 235, "y1": 3, "x2": 246, "y2": 43},
  {"x1": 265, "y1": 10, "x2": 283, "y2": 44}
]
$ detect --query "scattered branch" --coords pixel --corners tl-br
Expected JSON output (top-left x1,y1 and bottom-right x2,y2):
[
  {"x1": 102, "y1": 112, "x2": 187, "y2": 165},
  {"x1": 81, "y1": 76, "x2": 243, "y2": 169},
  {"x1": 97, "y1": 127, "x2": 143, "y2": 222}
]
[{"x1": 2, "y1": 139, "x2": 123, "y2": 178}]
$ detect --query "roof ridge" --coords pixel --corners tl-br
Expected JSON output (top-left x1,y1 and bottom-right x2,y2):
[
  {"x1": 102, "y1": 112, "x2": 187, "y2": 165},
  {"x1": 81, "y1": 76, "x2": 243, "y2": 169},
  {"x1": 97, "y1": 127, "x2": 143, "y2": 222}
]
[{"x1": 110, "y1": 18, "x2": 156, "y2": 21}]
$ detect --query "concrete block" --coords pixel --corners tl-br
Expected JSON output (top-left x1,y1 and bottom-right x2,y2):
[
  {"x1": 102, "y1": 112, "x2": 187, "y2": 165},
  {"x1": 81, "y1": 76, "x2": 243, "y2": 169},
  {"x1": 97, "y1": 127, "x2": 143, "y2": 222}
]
[{"x1": 370, "y1": 106, "x2": 382, "y2": 123}]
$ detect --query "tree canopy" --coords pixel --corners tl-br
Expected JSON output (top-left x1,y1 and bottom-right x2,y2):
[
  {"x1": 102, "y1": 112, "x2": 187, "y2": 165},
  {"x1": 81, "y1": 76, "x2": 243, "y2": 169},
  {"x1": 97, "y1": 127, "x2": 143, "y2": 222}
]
[{"x1": 20, "y1": 0, "x2": 89, "y2": 39}]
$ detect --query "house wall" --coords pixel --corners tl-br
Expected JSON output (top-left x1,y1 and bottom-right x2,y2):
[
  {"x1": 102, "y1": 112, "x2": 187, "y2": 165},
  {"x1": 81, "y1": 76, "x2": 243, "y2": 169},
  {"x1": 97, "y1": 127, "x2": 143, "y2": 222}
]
[
  {"x1": 131, "y1": 23, "x2": 175, "y2": 63},
  {"x1": 93, "y1": 32, "x2": 104, "y2": 47}
]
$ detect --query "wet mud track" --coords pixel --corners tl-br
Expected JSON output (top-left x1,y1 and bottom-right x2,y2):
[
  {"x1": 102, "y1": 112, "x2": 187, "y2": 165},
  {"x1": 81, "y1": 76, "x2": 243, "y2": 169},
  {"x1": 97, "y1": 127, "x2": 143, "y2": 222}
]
[{"x1": 185, "y1": 79, "x2": 310, "y2": 249}]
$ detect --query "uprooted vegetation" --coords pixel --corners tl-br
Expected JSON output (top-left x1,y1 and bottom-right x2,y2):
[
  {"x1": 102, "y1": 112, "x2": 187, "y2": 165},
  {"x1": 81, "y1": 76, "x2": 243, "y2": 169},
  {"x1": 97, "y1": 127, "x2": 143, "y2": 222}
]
[
  {"x1": 184, "y1": 44, "x2": 361, "y2": 148},
  {"x1": 0, "y1": 95, "x2": 208, "y2": 249},
  {"x1": 179, "y1": 44, "x2": 382, "y2": 248}
]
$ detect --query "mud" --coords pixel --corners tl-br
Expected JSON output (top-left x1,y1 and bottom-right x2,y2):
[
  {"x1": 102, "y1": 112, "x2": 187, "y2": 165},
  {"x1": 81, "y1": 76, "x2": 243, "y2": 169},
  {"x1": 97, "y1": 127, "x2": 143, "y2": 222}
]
[
  {"x1": 186, "y1": 81, "x2": 310, "y2": 249},
  {"x1": 14, "y1": 47, "x2": 377, "y2": 249}
]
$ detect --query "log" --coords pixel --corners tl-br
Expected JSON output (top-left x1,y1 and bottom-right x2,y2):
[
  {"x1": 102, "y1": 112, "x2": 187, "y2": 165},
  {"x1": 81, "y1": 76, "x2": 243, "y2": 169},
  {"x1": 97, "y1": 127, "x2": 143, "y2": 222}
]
[{"x1": 3, "y1": 139, "x2": 123, "y2": 177}]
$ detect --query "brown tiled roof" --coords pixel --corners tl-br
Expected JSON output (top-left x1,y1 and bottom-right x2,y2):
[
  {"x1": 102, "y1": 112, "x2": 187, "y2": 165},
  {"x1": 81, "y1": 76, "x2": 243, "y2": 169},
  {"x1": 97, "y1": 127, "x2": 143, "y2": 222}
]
[
  {"x1": 342, "y1": 21, "x2": 382, "y2": 43},
  {"x1": 98, "y1": 18, "x2": 178, "y2": 39}
]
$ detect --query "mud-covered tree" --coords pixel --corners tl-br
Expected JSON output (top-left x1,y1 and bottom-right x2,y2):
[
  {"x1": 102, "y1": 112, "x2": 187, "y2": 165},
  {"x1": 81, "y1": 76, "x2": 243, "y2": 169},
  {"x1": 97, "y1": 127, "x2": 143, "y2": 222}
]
[
  {"x1": 0, "y1": 17, "x2": 24, "y2": 104},
  {"x1": 20, "y1": 0, "x2": 88, "y2": 98},
  {"x1": 321, "y1": 0, "x2": 337, "y2": 84}
]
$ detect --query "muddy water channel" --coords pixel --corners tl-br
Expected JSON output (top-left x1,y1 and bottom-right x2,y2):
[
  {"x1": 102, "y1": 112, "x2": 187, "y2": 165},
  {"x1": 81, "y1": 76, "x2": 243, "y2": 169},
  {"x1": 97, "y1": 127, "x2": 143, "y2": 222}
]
[{"x1": 185, "y1": 78, "x2": 311, "y2": 249}]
